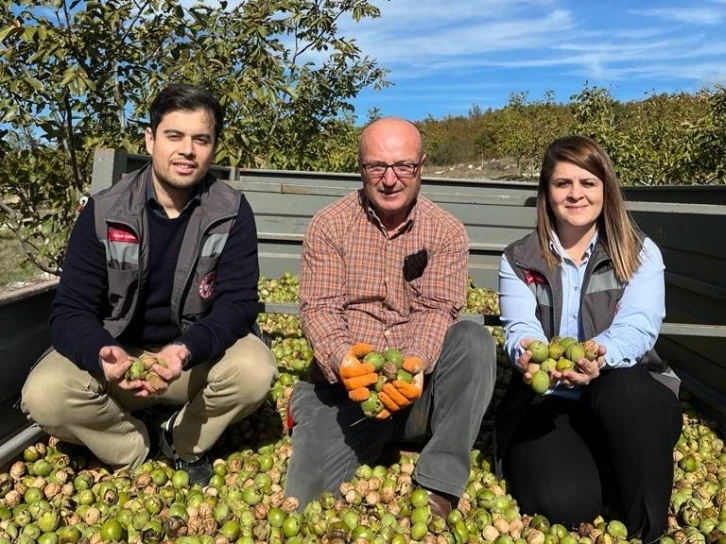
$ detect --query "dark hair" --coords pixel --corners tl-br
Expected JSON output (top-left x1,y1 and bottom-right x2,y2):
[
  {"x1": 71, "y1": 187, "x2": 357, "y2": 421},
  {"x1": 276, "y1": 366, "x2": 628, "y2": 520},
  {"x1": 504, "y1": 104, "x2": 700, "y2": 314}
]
[
  {"x1": 149, "y1": 83, "x2": 225, "y2": 142},
  {"x1": 536, "y1": 135, "x2": 643, "y2": 281}
]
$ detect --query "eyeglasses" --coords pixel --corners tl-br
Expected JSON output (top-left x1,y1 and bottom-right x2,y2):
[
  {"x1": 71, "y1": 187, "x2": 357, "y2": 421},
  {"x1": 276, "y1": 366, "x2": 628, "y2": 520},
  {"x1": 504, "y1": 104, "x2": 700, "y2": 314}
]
[{"x1": 360, "y1": 161, "x2": 423, "y2": 179}]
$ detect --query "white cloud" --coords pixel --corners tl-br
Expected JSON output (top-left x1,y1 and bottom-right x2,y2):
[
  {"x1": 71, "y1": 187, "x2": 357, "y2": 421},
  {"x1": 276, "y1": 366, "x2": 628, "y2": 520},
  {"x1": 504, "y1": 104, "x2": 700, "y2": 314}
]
[
  {"x1": 176, "y1": 0, "x2": 726, "y2": 92},
  {"x1": 346, "y1": 4, "x2": 573, "y2": 66},
  {"x1": 631, "y1": 6, "x2": 726, "y2": 25}
]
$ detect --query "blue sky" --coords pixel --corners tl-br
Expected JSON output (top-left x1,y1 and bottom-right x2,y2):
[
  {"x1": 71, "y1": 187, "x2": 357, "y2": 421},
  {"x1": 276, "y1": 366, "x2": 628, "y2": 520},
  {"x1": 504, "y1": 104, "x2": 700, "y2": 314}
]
[
  {"x1": 338, "y1": 0, "x2": 726, "y2": 121},
  {"x1": 169, "y1": 0, "x2": 724, "y2": 122}
]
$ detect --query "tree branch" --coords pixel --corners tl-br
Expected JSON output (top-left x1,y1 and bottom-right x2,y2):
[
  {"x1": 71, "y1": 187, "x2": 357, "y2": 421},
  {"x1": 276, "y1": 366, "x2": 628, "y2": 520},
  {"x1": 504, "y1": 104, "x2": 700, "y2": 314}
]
[
  {"x1": 291, "y1": 1, "x2": 345, "y2": 65},
  {"x1": 0, "y1": 201, "x2": 58, "y2": 275}
]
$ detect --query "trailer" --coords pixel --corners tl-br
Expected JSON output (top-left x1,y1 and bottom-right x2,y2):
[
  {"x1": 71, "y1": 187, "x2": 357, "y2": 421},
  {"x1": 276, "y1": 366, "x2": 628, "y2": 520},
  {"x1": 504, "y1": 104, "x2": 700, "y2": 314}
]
[{"x1": 1, "y1": 148, "x2": 725, "y2": 468}]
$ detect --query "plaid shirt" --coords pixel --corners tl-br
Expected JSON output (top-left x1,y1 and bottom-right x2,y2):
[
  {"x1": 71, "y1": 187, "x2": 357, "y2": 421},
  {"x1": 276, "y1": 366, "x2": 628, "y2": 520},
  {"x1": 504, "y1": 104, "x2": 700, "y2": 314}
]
[{"x1": 300, "y1": 190, "x2": 469, "y2": 383}]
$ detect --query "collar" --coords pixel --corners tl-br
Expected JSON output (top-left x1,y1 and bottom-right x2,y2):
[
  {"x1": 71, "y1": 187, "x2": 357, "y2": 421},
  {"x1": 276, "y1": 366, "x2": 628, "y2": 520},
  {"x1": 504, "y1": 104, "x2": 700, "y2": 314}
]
[
  {"x1": 359, "y1": 190, "x2": 417, "y2": 237},
  {"x1": 146, "y1": 175, "x2": 201, "y2": 218},
  {"x1": 549, "y1": 228, "x2": 599, "y2": 263}
]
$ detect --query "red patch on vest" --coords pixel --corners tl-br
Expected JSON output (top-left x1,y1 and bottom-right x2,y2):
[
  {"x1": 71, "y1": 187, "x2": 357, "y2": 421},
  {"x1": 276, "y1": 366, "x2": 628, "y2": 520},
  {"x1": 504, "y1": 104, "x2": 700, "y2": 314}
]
[
  {"x1": 108, "y1": 225, "x2": 139, "y2": 243},
  {"x1": 198, "y1": 271, "x2": 217, "y2": 300},
  {"x1": 523, "y1": 269, "x2": 546, "y2": 285}
]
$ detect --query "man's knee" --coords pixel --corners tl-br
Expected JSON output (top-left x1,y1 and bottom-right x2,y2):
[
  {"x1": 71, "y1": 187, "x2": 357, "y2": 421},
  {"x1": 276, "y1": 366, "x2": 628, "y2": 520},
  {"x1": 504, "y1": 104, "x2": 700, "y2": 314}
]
[
  {"x1": 442, "y1": 321, "x2": 496, "y2": 376},
  {"x1": 451, "y1": 320, "x2": 495, "y2": 352},
  {"x1": 209, "y1": 335, "x2": 278, "y2": 407},
  {"x1": 21, "y1": 354, "x2": 93, "y2": 428}
]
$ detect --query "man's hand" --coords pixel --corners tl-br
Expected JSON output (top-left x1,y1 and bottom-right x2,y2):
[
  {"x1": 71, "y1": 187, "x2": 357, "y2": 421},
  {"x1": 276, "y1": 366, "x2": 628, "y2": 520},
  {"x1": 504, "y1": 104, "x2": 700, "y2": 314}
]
[
  {"x1": 377, "y1": 373, "x2": 423, "y2": 418},
  {"x1": 100, "y1": 346, "x2": 147, "y2": 396},
  {"x1": 402, "y1": 356, "x2": 424, "y2": 374},
  {"x1": 150, "y1": 344, "x2": 189, "y2": 385},
  {"x1": 339, "y1": 343, "x2": 378, "y2": 401},
  {"x1": 552, "y1": 344, "x2": 607, "y2": 386},
  {"x1": 100, "y1": 345, "x2": 132, "y2": 381}
]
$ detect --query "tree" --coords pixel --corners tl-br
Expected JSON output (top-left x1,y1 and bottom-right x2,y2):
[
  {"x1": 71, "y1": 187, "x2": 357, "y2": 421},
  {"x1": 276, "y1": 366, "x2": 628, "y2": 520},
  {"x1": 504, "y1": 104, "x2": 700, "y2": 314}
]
[
  {"x1": 0, "y1": 0, "x2": 388, "y2": 274},
  {"x1": 675, "y1": 86, "x2": 726, "y2": 184}
]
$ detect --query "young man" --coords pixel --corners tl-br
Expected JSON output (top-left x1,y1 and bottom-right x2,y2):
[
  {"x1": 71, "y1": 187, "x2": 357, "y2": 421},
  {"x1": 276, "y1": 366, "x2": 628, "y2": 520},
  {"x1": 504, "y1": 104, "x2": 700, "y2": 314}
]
[
  {"x1": 21, "y1": 84, "x2": 277, "y2": 485},
  {"x1": 284, "y1": 117, "x2": 497, "y2": 516}
]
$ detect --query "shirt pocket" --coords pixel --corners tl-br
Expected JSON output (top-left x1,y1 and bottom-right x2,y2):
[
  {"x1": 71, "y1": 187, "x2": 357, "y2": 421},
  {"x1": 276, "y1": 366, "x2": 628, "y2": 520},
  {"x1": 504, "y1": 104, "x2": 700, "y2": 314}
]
[{"x1": 400, "y1": 276, "x2": 422, "y2": 314}]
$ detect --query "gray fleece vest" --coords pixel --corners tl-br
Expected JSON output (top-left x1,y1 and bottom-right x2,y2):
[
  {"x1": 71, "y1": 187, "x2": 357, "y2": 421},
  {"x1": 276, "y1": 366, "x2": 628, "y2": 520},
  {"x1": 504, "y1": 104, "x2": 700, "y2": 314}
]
[
  {"x1": 503, "y1": 231, "x2": 679, "y2": 396},
  {"x1": 92, "y1": 164, "x2": 241, "y2": 339}
]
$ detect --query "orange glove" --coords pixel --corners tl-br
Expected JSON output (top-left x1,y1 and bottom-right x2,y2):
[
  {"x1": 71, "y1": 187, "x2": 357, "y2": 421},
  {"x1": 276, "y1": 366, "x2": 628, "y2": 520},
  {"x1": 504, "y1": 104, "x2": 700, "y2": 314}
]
[
  {"x1": 402, "y1": 356, "x2": 424, "y2": 374},
  {"x1": 377, "y1": 374, "x2": 423, "y2": 414},
  {"x1": 339, "y1": 343, "x2": 378, "y2": 393},
  {"x1": 348, "y1": 387, "x2": 371, "y2": 403}
]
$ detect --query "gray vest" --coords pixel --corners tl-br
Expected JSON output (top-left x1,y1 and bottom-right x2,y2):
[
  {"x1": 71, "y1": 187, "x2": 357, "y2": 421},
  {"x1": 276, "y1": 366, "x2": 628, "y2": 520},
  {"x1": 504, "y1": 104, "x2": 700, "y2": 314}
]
[
  {"x1": 503, "y1": 231, "x2": 679, "y2": 396},
  {"x1": 92, "y1": 164, "x2": 241, "y2": 339}
]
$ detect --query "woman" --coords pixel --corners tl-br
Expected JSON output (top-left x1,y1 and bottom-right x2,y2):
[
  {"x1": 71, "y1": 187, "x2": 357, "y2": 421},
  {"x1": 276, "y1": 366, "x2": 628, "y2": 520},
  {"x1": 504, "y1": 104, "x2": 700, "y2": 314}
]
[{"x1": 495, "y1": 135, "x2": 682, "y2": 543}]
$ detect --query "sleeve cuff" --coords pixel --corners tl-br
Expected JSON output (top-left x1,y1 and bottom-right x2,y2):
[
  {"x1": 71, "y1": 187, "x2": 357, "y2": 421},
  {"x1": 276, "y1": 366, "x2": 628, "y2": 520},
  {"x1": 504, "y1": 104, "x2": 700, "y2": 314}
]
[
  {"x1": 177, "y1": 327, "x2": 213, "y2": 367},
  {"x1": 594, "y1": 339, "x2": 623, "y2": 369},
  {"x1": 80, "y1": 333, "x2": 120, "y2": 375}
]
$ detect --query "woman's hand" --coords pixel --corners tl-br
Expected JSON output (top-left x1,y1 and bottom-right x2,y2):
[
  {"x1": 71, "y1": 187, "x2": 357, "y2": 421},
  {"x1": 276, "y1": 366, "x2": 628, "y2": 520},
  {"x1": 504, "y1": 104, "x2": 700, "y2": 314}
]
[
  {"x1": 552, "y1": 344, "x2": 607, "y2": 386},
  {"x1": 517, "y1": 339, "x2": 540, "y2": 381}
]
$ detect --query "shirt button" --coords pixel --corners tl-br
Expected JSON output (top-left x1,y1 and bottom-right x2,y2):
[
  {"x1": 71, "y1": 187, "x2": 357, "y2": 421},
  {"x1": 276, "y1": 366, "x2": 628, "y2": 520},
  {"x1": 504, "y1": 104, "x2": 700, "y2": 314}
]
[
  {"x1": 571, "y1": 315, "x2": 577, "y2": 319},
  {"x1": 384, "y1": 330, "x2": 391, "y2": 337},
  {"x1": 574, "y1": 286, "x2": 579, "y2": 291}
]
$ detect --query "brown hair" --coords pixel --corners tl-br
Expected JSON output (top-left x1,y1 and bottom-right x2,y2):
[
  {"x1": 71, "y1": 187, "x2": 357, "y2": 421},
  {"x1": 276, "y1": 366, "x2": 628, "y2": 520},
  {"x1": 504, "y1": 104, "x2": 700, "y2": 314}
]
[{"x1": 536, "y1": 135, "x2": 643, "y2": 281}]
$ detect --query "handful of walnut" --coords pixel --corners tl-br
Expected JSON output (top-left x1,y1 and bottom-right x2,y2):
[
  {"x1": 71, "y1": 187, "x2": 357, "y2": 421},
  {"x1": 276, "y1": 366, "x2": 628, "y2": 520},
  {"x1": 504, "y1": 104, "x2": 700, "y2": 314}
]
[{"x1": 124, "y1": 353, "x2": 169, "y2": 394}]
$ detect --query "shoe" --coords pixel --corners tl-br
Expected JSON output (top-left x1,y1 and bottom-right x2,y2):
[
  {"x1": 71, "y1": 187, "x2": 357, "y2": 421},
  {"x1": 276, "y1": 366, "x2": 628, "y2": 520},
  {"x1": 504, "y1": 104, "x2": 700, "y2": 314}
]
[
  {"x1": 424, "y1": 489, "x2": 456, "y2": 519},
  {"x1": 158, "y1": 410, "x2": 213, "y2": 488},
  {"x1": 172, "y1": 455, "x2": 213, "y2": 488}
]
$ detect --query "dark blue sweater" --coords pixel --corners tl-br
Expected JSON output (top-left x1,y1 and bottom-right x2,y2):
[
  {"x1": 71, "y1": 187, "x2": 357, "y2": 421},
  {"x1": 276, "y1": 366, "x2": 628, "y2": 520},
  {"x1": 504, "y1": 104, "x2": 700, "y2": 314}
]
[{"x1": 50, "y1": 196, "x2": 260, "y2": 373}]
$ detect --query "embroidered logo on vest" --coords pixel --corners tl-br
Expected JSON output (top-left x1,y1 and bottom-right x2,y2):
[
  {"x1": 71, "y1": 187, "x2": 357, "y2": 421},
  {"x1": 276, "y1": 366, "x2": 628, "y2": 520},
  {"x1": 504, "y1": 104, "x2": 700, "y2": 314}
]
[{"x1": 199, "y1": 271, "x2": 217, "y2": 300}]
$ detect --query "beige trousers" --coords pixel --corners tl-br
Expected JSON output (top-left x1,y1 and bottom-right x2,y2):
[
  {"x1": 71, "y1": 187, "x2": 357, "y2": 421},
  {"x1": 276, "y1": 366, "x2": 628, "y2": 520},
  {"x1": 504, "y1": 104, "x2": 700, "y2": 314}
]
[{"x1": 21, "y1": 334, "x2": 277, "y2": 470}]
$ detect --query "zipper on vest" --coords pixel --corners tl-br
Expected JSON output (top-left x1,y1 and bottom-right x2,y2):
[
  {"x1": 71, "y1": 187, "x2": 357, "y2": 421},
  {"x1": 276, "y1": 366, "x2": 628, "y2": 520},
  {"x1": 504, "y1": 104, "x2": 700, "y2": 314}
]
[{"x1": 174, "y1": 212, "x2": 238, "y2": 330}]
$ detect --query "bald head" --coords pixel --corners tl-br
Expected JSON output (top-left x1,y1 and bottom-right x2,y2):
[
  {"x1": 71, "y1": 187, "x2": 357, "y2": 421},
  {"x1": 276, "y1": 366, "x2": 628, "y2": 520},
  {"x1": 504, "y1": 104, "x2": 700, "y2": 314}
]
[
  {"x1": 358, "y1": 117, "x2": 426, "y2": 231},
  {"x1": 358, "y1": 117, "x2": 423, "y2": 163}
]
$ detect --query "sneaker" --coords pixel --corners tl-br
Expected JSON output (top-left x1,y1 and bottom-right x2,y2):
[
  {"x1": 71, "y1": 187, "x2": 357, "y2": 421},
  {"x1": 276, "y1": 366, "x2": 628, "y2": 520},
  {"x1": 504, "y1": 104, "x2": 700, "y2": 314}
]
[{"x1": 158, "y1": 410, "x2": 213, "y2": 488}]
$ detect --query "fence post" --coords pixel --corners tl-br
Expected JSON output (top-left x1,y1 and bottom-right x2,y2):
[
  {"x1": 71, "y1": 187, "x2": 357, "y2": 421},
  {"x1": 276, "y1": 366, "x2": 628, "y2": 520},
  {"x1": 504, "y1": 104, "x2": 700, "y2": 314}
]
[{"x1": 90, "y1": 149, "x2": 128, "y2": 195}]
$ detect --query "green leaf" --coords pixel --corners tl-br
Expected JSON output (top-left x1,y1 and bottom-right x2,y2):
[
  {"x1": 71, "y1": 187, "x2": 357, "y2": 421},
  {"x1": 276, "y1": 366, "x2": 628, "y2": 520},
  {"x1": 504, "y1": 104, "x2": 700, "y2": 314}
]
[
  {"x1": 59, "y1": 67, "x2": 77, "y2": 87},
  {"x1": 23, "y1": 73, "x2": 44, "y2": 92},
  {"x1": 0, "y1": 25, "x2": 17, "y2": 43}
]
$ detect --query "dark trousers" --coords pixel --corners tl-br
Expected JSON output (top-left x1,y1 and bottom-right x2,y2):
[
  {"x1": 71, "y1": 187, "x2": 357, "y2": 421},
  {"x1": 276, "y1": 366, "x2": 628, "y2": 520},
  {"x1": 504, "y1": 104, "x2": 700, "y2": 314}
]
[
  {"x1": 284, "y1": 321, "x2": 497, "y2": 508},
  {"x1": 497, "y1": 365, "x2": 681, "y2": 544}
]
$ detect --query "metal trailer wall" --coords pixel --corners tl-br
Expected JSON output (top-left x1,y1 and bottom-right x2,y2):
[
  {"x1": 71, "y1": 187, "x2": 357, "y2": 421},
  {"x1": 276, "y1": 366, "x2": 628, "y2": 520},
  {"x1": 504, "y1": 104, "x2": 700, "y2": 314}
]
[
  {"x1": 1, "y1": 150, "x2": 724, "y2": 462},
  {"x1": 93, "y1": 151, "x2": 726, "y2": 418}
]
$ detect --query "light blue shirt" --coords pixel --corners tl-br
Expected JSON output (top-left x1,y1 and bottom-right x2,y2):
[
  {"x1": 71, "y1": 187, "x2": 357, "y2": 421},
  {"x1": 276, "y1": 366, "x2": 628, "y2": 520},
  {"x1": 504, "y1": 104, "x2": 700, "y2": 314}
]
[{"x1": 498, "y1": 231, "x2": 665, "y2": 397}]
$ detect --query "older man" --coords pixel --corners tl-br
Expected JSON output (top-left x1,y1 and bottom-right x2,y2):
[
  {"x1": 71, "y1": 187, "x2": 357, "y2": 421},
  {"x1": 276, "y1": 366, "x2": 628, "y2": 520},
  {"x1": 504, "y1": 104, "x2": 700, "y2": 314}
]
[{"x1": 284, "y1": 117, "x2": 497, "y2": 516}]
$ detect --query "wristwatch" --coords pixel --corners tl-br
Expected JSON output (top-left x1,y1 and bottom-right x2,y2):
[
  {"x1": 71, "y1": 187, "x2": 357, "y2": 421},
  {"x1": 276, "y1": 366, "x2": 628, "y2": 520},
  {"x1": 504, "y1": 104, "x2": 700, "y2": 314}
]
[{"x1": 172, "y1": 342, "x2": 192, "y2": 368}]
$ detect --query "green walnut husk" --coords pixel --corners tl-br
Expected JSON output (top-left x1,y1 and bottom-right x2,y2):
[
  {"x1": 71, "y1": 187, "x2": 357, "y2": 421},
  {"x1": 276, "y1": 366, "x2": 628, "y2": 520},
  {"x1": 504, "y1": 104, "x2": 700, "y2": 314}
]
[
  {"x1": 0, "y1": 275, "x2": 721, "y2": 544},
  {"x1": 123, "y1": 354, "x2": 169, "y2": 394}
]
